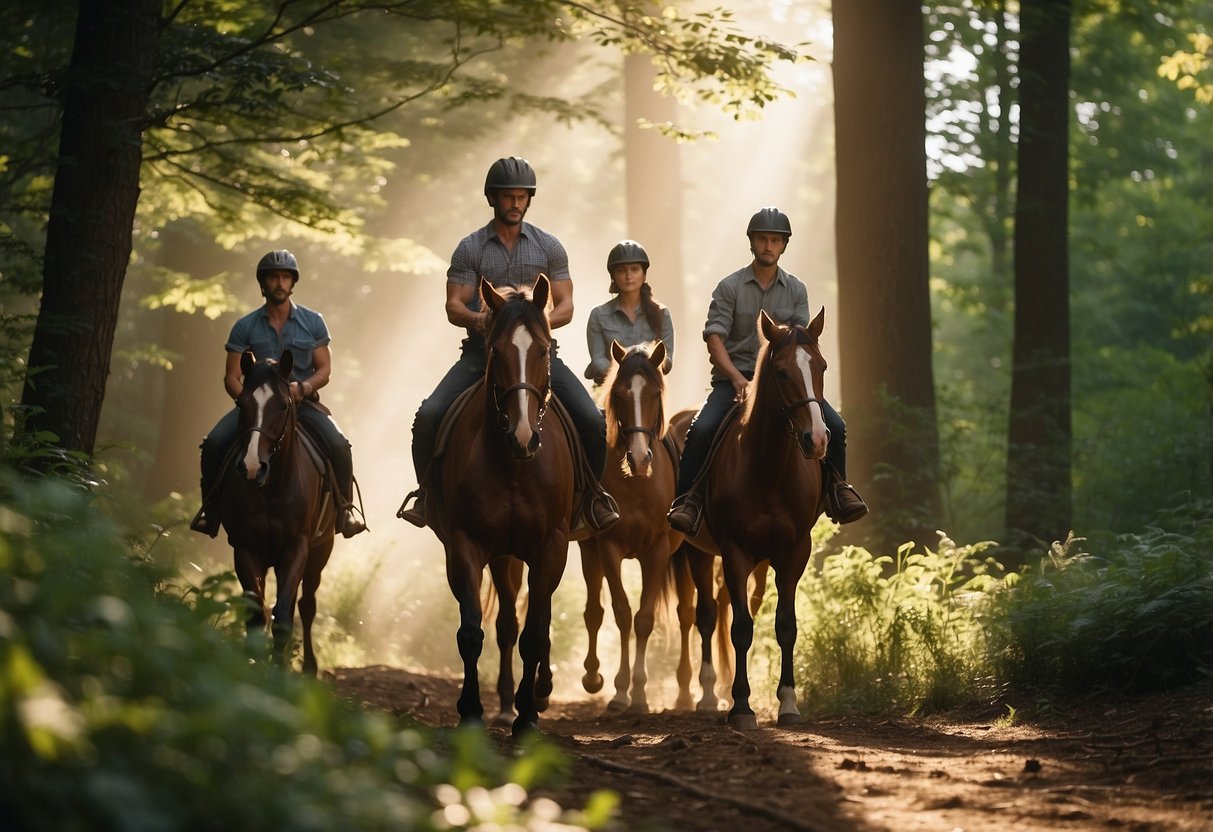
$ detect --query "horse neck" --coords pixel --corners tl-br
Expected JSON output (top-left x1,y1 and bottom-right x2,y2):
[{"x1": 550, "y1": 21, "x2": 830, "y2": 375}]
[{"x1": 738, "y1": 381, "x2": 797, "y2": 474}]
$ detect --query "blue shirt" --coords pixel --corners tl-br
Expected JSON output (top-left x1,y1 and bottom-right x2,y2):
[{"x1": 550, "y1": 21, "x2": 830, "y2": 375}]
[
  {"x1": 584, "y1": 297, "x2": 675, "y2": 380},
  {"x1": 702, "y1": 265, "x2": 808, "y2": 380},
  {"x1": 447, "y1": 221, "x2": 571, "y2": 317},
  {"x1": 226, "y1": 302, "x2": 330, "y2": 384}
]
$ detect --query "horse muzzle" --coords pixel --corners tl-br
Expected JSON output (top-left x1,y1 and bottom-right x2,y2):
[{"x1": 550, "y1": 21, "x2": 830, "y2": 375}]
[
  {"x1": 797, "y1": 427, "x2": 829, "y2": 461},
  {"x1": 237, "y1": 458, "x2": 271, "y2": 487}
]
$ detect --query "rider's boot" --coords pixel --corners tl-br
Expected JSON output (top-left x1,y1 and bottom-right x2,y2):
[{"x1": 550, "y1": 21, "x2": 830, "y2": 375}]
[
  {"x1": 338, "y1": 504, "x2": 368, "y2": 538},
  {"x1": 826, "y1": 470, "x2": 869, "y2": 524},
  {"x1": 666, "y1": 489, "x2": 705, "y2": 536},
  {"x1": 399, "y1": 487, "x2": 427, "y2": 528},
  {"x1": 588, "y1": 486, "x2": 620, "y2": 533},
  {"x1": 190, "y1": 505, "x2": 221, "y2": 538}
]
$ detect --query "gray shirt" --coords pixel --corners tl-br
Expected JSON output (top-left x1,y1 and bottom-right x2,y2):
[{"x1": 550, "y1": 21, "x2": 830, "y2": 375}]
[
  {"x1": 702, "y1": 264, "x2": 808, "y2": 379},
  {"x1": 447, "y1": 220, "x2": 571, "y2": 317},
  {"x1": 584, "y1": 297, "x2": 675, "y2": 380},
  {"x1": 226, "y1": 301, "x2": 330, "y2": 384}
]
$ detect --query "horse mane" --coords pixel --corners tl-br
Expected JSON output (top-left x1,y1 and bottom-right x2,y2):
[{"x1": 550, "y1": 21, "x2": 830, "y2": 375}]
[
  {"x1": 742, "y1": 323, "x2": 805, "y2": 426},
  {"x1": 603, "y1": 343, "x2": 667, "y2": 447},
  {"x1": 485, "y1": 285, "x2": 551, "y2": 344}
]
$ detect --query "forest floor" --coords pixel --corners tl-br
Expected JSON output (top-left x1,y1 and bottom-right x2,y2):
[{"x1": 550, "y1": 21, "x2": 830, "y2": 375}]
[{"x1": 327, "y1": 665, "x2": 1213, "y2": 832}]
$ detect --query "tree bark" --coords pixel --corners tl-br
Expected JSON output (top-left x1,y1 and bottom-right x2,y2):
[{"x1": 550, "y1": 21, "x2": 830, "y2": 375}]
[
  {"x1": 1005, "y1": 0, "x2": 1073, "y2": 545},
  {"x1": 20, "y1": 0, "x2": 160, "y2": 456},
  {"x1": 833, "y1": 0, "x2": 941, "y2": 547}
]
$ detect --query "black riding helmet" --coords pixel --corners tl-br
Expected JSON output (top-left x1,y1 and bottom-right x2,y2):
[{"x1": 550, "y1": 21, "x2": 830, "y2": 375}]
[
  {"x1": 484, "y1": 156, "x2": 537, "y2": 200},
  {"x1": 256, "y1": 249, "x2": 300, "y2": 284},
  {"x1": 606, "y1": 239, "x2": 650, "y2": 273},
  {"x1": 746, "y1": 207, "x2": 792, "y2": 239}
]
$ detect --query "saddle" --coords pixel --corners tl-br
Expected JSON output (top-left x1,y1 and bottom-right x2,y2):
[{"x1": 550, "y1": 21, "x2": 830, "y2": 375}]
[{"x1": 423, "y1": 378, "x2": 592, "y2": 534}]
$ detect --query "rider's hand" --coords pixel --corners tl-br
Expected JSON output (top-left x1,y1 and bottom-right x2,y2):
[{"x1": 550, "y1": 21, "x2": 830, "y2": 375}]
[
  {"x1": 290, "y1": 381, "x2": 305, "y2": 403},
  {"x1": 731, "y1": 374, "x2": 748, "y2": 402}
]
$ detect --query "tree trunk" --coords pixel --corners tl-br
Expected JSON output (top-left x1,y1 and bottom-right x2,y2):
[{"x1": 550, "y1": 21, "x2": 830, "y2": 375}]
[
  {"x1": 20, "y1": 0, "x2": 160, "y2": 456},
  {"x1": 1005, "y1": 0, "x2": 1073, "y2": 546},
  {"x1": 833, "y1": 0, "x2": 941, "y2": 548},
  {"x1": 624, "y1": 52, "x2": 689, "y2": 402}
]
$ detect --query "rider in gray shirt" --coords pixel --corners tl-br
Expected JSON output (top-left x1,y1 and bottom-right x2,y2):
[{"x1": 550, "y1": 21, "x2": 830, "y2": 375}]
[{"x1": 667, "y1": 208, "x2": 868, "y2": 535}]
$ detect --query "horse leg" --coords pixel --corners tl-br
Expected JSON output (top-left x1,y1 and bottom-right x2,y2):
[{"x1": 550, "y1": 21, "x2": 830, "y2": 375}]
[
  {"x1": 601, "y1": 547, "x2": 632, "y2": 713},
  {"x1": 672, "y1": 545, "x2": 696, "y2": 711},
  {"x1": 269, "y1": 538, "x2": 309, "y2": 668},
  {"x1": 447, "y1": 541, "x2": 486, "y2": 726},
  {"x1": 298, "y1": 541, "x2": 333, "y2": 677},
  {"x1": 687, "y1": 545, "x2": 720, "y2": 712},
  {"x1": 579, "y1": 540, "x2": 606, "y2": 694},
  {"x1": 512, "y1": 543, "x2": 567, "y2": 738},
  {"x1": 488, "y1": 558, "x2": 520, "y2": 726},
  {"x1": 234, "y1": 548, "x2": 269, "y2": 657},
  {"x1": 721, "y1": 550, "x2": 758, "y2": 729},
  {"x1": 750, "y1": 562, "x2": 770, "y2": 617},
  {"x1": 628, "y1": 541, "x2": 668, "y2": 714},
  {"x1": 773, "y1": 563, "x2": 806, "y2": 726}
]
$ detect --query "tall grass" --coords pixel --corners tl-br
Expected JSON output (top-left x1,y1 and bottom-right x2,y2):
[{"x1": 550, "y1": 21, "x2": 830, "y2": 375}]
[
  {"x1": 787, "y1": 530, "x2": 1004, "y2": 715},
  {"x1": 777, "y1": 498, "x2": 1213, "y2": 716}
]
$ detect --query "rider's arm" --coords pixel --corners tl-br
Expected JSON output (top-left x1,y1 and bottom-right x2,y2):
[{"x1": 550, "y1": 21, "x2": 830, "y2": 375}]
[
  {"x1": 548, "y1": 277, "x2": 574, "y2": 330},
  {"x1": 706, "y1": 334, "x2": 747, "y2": 399},
  {"x1": 445, "y1": 282, "x2": 489, "y2": 334},
  {"x1": 223, "y1": 350, "x2": 243, "y2": 400},
  {"x1": 299, "y1": 344, "x2": 331, "y2": 399}
]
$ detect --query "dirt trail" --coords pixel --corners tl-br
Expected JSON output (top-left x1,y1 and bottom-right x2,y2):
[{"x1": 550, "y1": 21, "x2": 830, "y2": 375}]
[{"x1": 329, "y1": 665, "x2": 1213, "y2": 832}]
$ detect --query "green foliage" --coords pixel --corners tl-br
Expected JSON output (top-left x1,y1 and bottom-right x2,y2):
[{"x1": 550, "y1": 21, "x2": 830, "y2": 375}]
[
  {"x1": 0, "y1": 469, "x2": 603, "y2": 831},
  {"x1": 789, "y1": 532, "x2": 1005, "y2": 715},
  {"x1": 987, "y1": 501, "x2": 1213, "y2": 694}
]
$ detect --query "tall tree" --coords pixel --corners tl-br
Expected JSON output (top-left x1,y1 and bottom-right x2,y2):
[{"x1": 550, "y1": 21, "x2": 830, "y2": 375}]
[
  {"x1": 833, "y1": 0, "x2": 941, "y2": 548},
  {"x1": 20, "y1": 0, "x2": 159, "y2": 454},
  {"x1": 1005, "y1": 0, "x2": 1072, "y2": 545}
]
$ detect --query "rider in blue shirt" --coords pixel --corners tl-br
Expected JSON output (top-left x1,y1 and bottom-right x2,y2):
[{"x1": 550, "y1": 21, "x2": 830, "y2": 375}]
[{"x1": 191, "y1": 250, "x2": 367, "y2": 539}]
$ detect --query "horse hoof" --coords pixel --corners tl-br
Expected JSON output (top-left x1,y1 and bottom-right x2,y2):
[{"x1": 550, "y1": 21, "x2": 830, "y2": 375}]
[
  {"x1": 728, "y1": 713, "x2": 759, "y2": 730},
  {"x1": 777, "y1": 712, "x2": 804, "y2": 727},
  {"x1": 582, "y1": 672, "x2": 604, "y2": 694},
  {"x1": 459, "y1": 715, "x2": 486, "y2": 729},
  {"x1": 626, "y1": 702, "x2": 650, "y2": 715},
  {"x1": 511, "y1": 716, "x2": 539, "y2": 737},
  {"x1": 674, "y1": 695, "x2": 694, "y2": 712},
  {"x1": 696, "y1": 700, "x2": 720, "y2": 713},
  {"x1": 489, "y1": 712, "x2": 513, "y2": 729},
  {"x1": 605, "y1": 699, "x2": 629, "y2": 714},
  {"x1": 536, "y1": 696, "x2": 550, "y2": 714}
]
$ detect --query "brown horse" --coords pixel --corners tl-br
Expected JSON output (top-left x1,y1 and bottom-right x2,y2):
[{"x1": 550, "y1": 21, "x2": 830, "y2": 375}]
[
  {"x1": 682, "y1": 308, "x2": 829, "y2": 728},
  {"x1": 579, "y1": 341, "x2": 686, "y2": 713},
  {"x1": 219, "y1": 351, "x2": 335, "y2": 675},
  {"x1": 427, "y1": 276, "x2": 574, "y2": 736}
]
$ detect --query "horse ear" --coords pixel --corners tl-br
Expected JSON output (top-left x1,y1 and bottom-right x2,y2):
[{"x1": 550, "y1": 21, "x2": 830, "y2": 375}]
[
  {"x1": 809, "y1": 306, "x2": 825, "y2": 339},
  {"x1": 278, "y1": 349, "x2": 294, "y2": 378},
  {"x1": 481, "y1": 276, "x2": 505, "y2": 314},
  {"x1": 532, "y1": 273, "x2": 550, "y2": 311},
  {"x1": 610, "y1": 339, "x2": 626, "y2": 364},
  {"x1": 759, "y1": 309, "x2": 780, "y2": 342},
  {"x1": 240, "y1": 350, "x2": 255, "y2": 377},
  {"x1": 648, "y1": 339, "x2": 667, "y2": 369}
]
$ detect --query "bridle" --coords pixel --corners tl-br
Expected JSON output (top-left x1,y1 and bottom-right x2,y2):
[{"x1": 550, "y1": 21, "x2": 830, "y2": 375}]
[
  {"x1": 767, "y1": 333, "x2": 826, "y2": 438},
  {"x1": 489, "y1": 319, "x2": 551, "y2": 433},
  {"x1": 237, "y1": 381, "x2": 295, "y2": 469}
]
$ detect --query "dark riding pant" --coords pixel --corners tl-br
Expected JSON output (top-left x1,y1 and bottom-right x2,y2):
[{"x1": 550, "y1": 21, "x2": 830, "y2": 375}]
[
  {"x1": 675, "y1": 375, "x2": 848, "y2": 495},
  {"x1": 412, "y1": 337, "x2": 607, "y2": 480},
  {"x1": 199, "y1": 401, "x2": 355, "y2": 503}
]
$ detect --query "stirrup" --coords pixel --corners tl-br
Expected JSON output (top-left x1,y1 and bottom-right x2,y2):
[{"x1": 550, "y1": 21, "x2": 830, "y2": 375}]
[
  {"x1": 397, "y1": 488, "x2": 427, "y2": 528},
  {"x1": 667, "y1": 492, "x2": 703, "y2": 536},
  {"x1": 189, "y1": 507, "x2": 220, "y2": 538},
  {"x1": 339, "y1": 505, "x2": 368, "y2": 538}
]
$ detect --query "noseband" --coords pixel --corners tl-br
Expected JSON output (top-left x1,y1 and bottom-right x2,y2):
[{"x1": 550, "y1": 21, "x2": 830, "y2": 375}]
[
  {"x1": 493, "y1": 380, "x2": 550, "y2": 431},
  {"x1": 238, "y1": 385, "x2": 294, "y2": 464}
]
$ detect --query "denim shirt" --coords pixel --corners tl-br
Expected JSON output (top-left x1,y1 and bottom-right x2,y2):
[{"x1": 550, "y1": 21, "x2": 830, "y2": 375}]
[
  {"x1": 447, "y1": 221, "x2": 571, "y2": 317},
  {"x1": 226, "y1": 302, "x2": 330, "y2": 384},
  {"x1": 584, "y1": 297, "x2": 675, "y2": 380},
  {"x1": 702, "y1": 265, "x2": 808, "y2": 380}
]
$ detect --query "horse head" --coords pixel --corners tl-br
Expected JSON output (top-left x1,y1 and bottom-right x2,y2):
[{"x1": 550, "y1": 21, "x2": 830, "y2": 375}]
[
  {"x1": 752, "y1": 307, "x2": 829, "y2": 460},
  {"x1": 235, "y1": 350, "x2": 296, "y2": 486},
  {"x1": 603, "y1": 339, "x2": 667, "y2": 477},
  {"x1": 481, "y1": 275, "x2": 552, "y2": 460}
]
